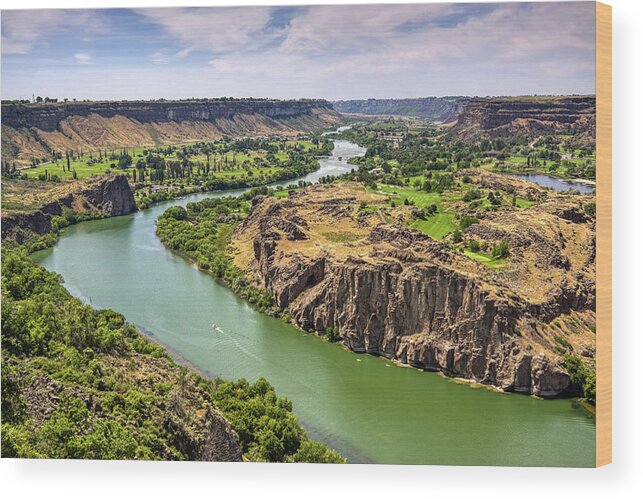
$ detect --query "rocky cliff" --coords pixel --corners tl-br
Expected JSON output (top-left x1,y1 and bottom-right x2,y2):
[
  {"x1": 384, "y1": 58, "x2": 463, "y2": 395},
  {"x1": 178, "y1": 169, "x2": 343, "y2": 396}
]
[
  {"x1": 1, "y1": 99, "x2": 340, "y2": 165},
  {"x1": 232, "y1": 183, "x2": 596, "y2": 397},
  {"x1": 448, "y1": 96, "x2": 595, "y2": 145},
  {"x1": 332, "y1": 97, "x2": 468, "y2": 122},
  {"x1": 1, "y1": 174, "x2": 136, "y2": 242}
]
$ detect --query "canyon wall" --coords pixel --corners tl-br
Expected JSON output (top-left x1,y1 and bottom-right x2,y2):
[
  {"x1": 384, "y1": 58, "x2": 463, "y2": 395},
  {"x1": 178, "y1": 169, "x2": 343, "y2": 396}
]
[
  {"x1": 2, "y1": 99, "x2": 333, "y2": 132},
  {"x1": 1, "y1": 174, "x2": 137, "y2": 242},
  {"x1": 1, "y1": 99, "x2": 340, "y2": 164},
  {"x1": 332, "y1": 97, "x2": 468, "y2": 122},
  {"x1": 233, "y1": 184, "x2": 595, "y2": 397},
  {"x1": 448, "y1": 96, "x2": 596, "y2": 144}
]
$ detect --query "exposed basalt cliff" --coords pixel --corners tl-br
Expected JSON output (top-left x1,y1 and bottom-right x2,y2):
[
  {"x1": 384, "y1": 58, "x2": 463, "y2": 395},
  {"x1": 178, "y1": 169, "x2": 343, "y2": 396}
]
[
  {"x1": 1, "y1": 99, "x2": 340, "y2": 165},
  {"x1": 448, "y1": 96, "x2": 595, "y2": 145},
  {"x1": 332, "y1": 97, "x2": 468, "y2": 121},
  {"x1": 1, "y1": 174, "x2": 136, "y2": 242},
  {"x1": 232, "y1": 183, "x2": 596, "y2": 397}
]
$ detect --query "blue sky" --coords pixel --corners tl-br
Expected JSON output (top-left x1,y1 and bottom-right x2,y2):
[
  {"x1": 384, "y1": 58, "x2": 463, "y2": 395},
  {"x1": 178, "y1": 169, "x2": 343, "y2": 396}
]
[{"x1": 0, "y1": 2, "x2": 596, "y2": 100}]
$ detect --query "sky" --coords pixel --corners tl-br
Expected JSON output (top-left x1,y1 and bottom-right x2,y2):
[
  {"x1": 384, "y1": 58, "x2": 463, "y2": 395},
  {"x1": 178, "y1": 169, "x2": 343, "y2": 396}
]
[{"x1": 0, "y1": 2, "x2": 596, "y2": 101}]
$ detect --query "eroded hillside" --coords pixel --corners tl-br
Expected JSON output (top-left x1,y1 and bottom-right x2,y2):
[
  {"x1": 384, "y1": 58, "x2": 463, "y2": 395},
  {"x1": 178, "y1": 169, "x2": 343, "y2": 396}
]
[{"x1": 1, "y1": 99, "x2": 340, "y2": 165}]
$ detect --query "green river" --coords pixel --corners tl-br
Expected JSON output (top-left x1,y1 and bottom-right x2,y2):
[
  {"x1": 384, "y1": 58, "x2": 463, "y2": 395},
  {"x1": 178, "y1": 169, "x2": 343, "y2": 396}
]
[{"x1": 32, "y1": 139, "x2": 595, "y2": 466}]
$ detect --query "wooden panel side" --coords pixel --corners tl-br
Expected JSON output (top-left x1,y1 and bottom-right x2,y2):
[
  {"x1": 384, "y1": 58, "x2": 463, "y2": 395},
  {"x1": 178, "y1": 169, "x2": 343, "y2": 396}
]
[{"x1": 595, "y1": 1, "x2": 612, "y2": 468}]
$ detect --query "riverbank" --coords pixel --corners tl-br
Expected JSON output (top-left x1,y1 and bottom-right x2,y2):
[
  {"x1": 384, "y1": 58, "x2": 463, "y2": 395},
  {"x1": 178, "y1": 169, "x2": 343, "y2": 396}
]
[
  {"x1": 490, "y1": 166, "x2": 596, "y2": 186},
  {"x1": 28, "y1": 137, "x2": 596, "y2": 466},
  {"x1": 2, "y1": 240, "x2": 345, "y2": 463}
]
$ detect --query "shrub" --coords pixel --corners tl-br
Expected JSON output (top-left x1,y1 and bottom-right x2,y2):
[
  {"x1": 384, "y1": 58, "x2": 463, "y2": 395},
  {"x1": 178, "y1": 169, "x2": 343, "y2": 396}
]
[
  {"x1": 459, "y1": 215, "x2": 479, "y2": 230},
  {"x1": 462, "y1": 188, "x2": 481, "y2": 202},
  {"x1": 325, "y1": 327, "x2": 341, "y2": 343},
  {"x1": 492, "y1": 241, "x2": 509, "y2": 258}
]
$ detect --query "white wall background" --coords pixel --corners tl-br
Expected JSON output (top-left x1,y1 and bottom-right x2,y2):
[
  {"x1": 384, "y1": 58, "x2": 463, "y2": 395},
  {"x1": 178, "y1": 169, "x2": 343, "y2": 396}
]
[{"x1": 1, "y1": 0, "x2": 640, "y2": 497}]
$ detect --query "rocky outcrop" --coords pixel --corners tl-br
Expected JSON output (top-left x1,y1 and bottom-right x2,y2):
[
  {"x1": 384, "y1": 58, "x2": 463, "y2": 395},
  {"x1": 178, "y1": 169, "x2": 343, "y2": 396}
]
[
  {"x1": 1, "y1": 99, "x2": 340, "y2": 164},
  {"x1": 448, "y1": 96, "x2": 595, "y2": 145},
  {"x1": 84, "y1": 173, "x2": 137, "y2": 216},
  {"x1": 0, "y1": 210, "x2": 52, "y2": 242},
  {"x1": 15, "y1": 355, "x2": 243, "y2": 462},
  {"x1": 1, "y1": 174, "x2": 136, "y2": 242},
  {"x1": 233, "y1": 183, "x2": 596, "y2": 397}
]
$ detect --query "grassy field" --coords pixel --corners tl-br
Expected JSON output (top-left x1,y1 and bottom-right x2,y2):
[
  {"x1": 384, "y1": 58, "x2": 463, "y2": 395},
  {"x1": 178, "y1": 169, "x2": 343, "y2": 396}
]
[
  {"x1": 375, "y1": 184, "x2": 445, "y2": 207},
  {"x1": 24, "y1": 158, "x2": 115, "y2": 180},
  {"x1": 19, "y1": 139, "x2": 317, "y2": 181},
  {"x1": 464, "y1": 249, "x2": 508, "y2": 269},
  {"x1": 409, "y1": 213, "x2": 457, "y2": 240},
  {"x1": 514, "y1": 197, "x2": 535, "y2": 208}
]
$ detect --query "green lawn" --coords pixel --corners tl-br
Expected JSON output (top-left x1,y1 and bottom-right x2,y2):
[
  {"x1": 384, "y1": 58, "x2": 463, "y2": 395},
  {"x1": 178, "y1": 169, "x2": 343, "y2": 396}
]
[
  {"x1": 464, "y1": 249, "x2": 508, "y2": 269},
  {"x1": 287, "y1": 139, "x2": 316, "y2": 151},
  {"x1": 515, "y1": 197, "x2": 535, "y2": 208},
  {"x1": 409, "y1": 213, "x2": 457, "y2": 240},
  {"x1": 23, "y1": 158, "x2": 116, "y2": 180},
  {"x1": 375, "y1": 184, "x2": 444, "y2": 208}
]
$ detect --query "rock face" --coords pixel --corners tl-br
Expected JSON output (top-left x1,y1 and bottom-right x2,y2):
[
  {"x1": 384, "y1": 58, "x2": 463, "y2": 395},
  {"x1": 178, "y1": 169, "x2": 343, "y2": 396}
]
[
  {"x1": 332, "y1": 97, "x2": 468, "y2": 121},
  {"x1": 1, "y1": 99, "x2": 340, "y2": 164},
  {"x1": 449, "y1": 96, "x2": 595, "y2": 145},
  {"x1": 84, "y1": 173, "x2": 137, "y2": 216},
  {"x1": 1, "y1": 174, "x2": 137, "y2": 242},
  {"x1": 2, "y1": 99, "x2": 332, "y2": 132},
  {"x1": 233, "y1": 183, "x2": 596, "y2": 397}
]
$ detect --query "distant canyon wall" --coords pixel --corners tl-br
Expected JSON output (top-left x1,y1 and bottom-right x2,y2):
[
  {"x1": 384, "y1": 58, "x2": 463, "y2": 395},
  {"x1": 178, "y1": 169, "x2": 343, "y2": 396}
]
[
  {"x1": 1, "y1": 99, "x2": 340, "y2": 165},
  {"x1": 332, "y1": 97, "x2": 468, "y2": 122},
  {"x1": 448, "y1": 96, "x2": 596, "y2": 144},
  {"x1": 332, "y1": 95, "x2": 595, "y2": 146}
]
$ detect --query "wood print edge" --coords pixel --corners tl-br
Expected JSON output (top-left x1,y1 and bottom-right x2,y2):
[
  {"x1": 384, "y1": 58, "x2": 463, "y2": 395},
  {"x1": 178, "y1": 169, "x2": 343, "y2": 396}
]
[{"x1": 595, "y1": 0, "x2": 612, "y2": 468}]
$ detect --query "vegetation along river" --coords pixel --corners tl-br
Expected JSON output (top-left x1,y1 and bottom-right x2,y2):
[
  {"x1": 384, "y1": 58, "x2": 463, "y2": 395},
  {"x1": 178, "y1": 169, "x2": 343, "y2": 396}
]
[{"x1": 32, "y1": 139, "x2": 596, "y2": 466}]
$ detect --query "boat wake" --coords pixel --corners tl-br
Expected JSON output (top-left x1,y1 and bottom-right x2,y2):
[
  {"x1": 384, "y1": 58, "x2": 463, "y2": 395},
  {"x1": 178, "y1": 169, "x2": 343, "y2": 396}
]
[{"x1": 211, "y1": 324, "x2": 260, "y2": 362}]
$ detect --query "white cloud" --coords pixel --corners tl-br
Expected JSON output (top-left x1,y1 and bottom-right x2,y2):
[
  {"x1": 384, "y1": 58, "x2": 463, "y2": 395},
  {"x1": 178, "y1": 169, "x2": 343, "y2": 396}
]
[
  {"x1": 175, "y1": 46, "x2": 195, "y2": 58},
  {"x1": 1, "y1": 9, "x2": 108, "y2": 55},
  {"x1": 204, "y1": 2, "x2": 595, "y2": 98},
  {"x1": 1, "y1": 3, "x2": 596, "y2": 100},
  {"x1": 151, "y1": 51, "x2": 170, "y2": 65},
  {"x1": 74, "y1": 52, "x2": 92, "y2": 64},
  {"x1": 136, "y1": 7, "x2": 275, "y2": 55}
]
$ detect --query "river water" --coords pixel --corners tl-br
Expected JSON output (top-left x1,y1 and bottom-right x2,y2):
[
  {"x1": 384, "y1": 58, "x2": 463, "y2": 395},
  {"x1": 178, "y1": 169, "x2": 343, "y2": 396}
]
[
  {"x1": 506, "y1": 173, "x2": 595, "y2": 194},
  {"x1": 31, "y1": 139, "x2": 595, "y2": 466}
]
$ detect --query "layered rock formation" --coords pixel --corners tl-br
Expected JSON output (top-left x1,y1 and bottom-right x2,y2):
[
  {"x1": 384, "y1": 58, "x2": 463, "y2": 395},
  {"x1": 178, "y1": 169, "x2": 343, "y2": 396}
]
[
  {"x1": 1, "y1": 99, "x2": 340, "y2": 165},
  {"x1": 448, "y1": 96, "x2": 596, "y2": 145},
  {"x1": 1, "y1": 174, "x2": 136, "y2": 242},
  {"x1": 332, "y1": 97, "x2": 468, "y2": 122},
  {"x1": 232, "y1": 183, "x2": 596, "y2": 397}
]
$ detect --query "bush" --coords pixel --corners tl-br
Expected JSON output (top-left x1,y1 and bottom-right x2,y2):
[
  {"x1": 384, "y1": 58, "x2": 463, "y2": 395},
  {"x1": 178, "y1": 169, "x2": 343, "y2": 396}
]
[
  {"x1": 325, "y1": 327, "x2": 340, "y2": 343},
  {"x1": 459, "y1": 215, "x2": 479, "y2": 230},
  {"x1": 562, "y1": 355, "x2": 596, "y2": 404},
  {"x1": 492, "y1": 241, "x2": 509, "y2": 258},
  {"x1": 161, "y1": 206, "x2": 188, "y2": 221},
  {"x1": 462, "y1": 189, "x2": 481, "y2": 202}
]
